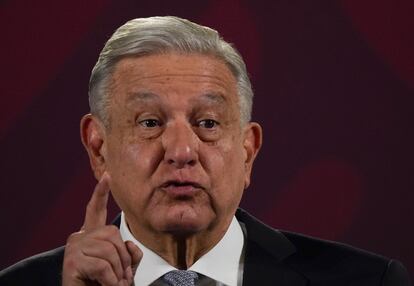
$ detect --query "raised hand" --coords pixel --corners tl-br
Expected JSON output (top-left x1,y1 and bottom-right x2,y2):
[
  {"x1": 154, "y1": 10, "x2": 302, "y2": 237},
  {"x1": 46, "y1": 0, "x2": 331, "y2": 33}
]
[{"x1": 62, "y1": 172, "x2": 142, "y2": 286}]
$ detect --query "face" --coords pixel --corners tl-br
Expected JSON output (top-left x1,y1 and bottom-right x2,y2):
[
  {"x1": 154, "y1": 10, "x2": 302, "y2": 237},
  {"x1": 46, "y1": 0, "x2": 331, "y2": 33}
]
[{"x1": 83, "y1": 53, "x2": 261, "y2": 238}]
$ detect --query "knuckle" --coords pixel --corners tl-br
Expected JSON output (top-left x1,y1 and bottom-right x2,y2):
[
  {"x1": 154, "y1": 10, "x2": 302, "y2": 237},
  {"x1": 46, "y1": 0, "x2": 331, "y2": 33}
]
[
  {"x1": 66, "y1": 231, "x2": 82, "y2": 243},
  {"x1": 102, "y1": 242, "x2": 116, "y2": 254},
  {"x1": 106, "y1": 225, "x2": 119, "y2": 235},
  {"x1": 96, "y1": 260, "x2": 112, "y2": 276},
  {"x1": 101, "y1": 269, "x2": 119, "y2": 285}
]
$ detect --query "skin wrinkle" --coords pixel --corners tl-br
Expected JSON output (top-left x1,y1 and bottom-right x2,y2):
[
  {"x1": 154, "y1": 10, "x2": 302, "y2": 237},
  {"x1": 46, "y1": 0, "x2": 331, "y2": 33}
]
[
  {"x1": 86, "y1": 52, "x2": 261, "y2": 269},
  {"x1": 126, "y1": 91, "x2": 228, "y2": 115}
]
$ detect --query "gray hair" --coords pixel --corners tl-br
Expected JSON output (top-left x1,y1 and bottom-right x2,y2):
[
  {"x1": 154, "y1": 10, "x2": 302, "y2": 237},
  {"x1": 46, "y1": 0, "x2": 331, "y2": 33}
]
[{"x1": 88, "y1": 16, "x2": 253, "y2": 126}]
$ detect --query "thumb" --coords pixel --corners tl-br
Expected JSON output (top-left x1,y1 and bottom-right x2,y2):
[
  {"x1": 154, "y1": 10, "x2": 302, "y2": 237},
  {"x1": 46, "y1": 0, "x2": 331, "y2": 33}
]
[{"x1": 125, "y1": 240, "x2": 143, "y2": 278}]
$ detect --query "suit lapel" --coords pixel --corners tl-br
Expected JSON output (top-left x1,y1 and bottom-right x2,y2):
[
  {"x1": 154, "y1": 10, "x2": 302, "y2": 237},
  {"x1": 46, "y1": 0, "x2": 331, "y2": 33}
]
[
  {"x1": 243, "y1": 241, "x2": 307, "y2": 286},
  {"x1": 115, "y1": 210, "x2": 309, "y2": 285},
  {"x1": 237, "y1": 209, "x2": 308, "y2": 286}
]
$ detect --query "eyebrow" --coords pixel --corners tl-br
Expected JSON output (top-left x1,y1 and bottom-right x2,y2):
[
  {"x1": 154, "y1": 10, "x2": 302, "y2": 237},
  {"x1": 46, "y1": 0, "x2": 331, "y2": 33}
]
[
  {"x1": 196, "y1": 92, "x2": 227, "y2": 105},
  {"x1": 126, "y1": 91, "x2": 160, "y2": 103},
  {"x1": 126, "y1": 91, "x2": 227, "y2": 105}
]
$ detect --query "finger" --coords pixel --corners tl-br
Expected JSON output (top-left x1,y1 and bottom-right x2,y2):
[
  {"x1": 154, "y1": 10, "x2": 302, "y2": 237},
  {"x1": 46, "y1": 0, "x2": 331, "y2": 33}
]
[
  {"x1": 113, "y1": 280, "x2": 128, "y2": 286},
  {"x1": 83, "y1": 172, "x2": 111, "y2": 230},
  {"x1": 82, "y1": 238, "x2": 125, "y2": 281},
  {"x1": 63, "y1": 227, "x2": 130, "y2": 285},
  {"x1": 118, "y1": 279, "x2": 130, "y2": 286},
  {"x1": 125, "y1": 240, "x2": 143, "y2": 279},
  {"x1": 106, "y1": 227, "x2": 133, "y2": 278},
  {"x1": 82, "y1": 256, "x2": 119, "y2": 286},
  {"x1": 126, "y1": 241, "x2": 142, "y2": 267},
  {"x1": 63, "y1": 249, "x2": 120, "y2": 286},
  {"x1": 85, "y1": 225, "x2": 133, "y2": 276}
]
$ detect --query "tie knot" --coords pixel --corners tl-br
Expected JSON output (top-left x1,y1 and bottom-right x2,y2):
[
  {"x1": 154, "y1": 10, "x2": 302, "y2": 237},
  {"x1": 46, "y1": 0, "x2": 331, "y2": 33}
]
[{"x1": 163, "y1": 270, "x2": 199, "y2": 286}]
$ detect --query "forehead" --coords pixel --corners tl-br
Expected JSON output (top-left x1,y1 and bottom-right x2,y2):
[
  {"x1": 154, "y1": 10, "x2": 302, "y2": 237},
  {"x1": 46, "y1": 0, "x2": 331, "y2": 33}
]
[{"x1": 109, "y1": 53, "x2": 239, "y2": 105}]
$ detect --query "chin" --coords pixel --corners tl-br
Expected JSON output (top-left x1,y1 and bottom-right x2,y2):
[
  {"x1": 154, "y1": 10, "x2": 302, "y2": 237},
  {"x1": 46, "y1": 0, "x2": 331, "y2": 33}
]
[{"x1": 155, "y1": 205, "x2": 215, "y2": 235}]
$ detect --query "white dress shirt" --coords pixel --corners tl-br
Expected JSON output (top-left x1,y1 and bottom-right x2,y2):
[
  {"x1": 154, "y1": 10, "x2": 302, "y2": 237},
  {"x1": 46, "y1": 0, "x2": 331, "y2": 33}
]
[{"x1": 119, "y1": 212, "x2": 245, "y2": 286}]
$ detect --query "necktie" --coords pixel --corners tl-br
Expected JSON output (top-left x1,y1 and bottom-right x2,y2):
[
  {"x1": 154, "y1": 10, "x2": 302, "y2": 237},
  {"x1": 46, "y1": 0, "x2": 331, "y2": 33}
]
[{"x1": 163, "y1": 270, "x2": 199, "y2": 286}]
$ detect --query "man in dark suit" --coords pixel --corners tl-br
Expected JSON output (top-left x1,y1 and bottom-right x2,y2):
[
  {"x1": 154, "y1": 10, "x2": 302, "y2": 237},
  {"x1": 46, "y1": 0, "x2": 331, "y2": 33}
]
[
  {"x1": 0, "y1": 208, "x2": 411, "y2": 285},
  {"x1": 0, "y1": 16, "x2": 411, "y2": 286}
]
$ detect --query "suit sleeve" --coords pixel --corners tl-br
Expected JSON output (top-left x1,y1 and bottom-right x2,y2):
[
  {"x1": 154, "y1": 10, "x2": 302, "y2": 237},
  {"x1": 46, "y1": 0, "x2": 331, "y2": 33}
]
[
  {"x1": 0, "y1": 247, "x2": 64, "y2": 286},
  {"x1": 382, "y1": 260, "x2": 412, "y2": 286}
]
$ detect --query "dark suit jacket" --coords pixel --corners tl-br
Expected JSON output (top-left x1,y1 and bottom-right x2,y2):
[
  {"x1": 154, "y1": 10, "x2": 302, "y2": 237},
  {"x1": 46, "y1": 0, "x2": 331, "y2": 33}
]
[{"x1": 0, "y1": 209, "x2": 412, "y2": 285}]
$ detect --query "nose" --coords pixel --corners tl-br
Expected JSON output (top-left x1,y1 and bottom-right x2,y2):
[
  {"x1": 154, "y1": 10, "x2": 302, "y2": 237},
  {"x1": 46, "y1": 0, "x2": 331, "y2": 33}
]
[{"x1": 162, "y1": 120, "x2": 199, "y2": 168}]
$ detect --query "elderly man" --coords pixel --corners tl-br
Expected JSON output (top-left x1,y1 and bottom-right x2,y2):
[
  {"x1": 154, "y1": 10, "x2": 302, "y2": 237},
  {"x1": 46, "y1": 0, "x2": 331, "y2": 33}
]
[{"x1": 0, "y1": 16, "x2": 411, "y2": 286}]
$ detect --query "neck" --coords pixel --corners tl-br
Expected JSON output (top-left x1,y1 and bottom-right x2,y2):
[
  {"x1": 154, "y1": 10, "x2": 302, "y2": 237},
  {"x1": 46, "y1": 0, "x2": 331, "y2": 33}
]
[
  {"x1": 126, "y1": 218, "x2": 231, "y2": 269},
  {"x1": 164, "y1": 234, "x2": 208, "y2": 269}
]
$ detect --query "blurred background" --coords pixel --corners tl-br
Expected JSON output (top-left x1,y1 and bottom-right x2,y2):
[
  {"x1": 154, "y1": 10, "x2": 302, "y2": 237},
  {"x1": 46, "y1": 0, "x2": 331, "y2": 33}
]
[{"x1": 1, "y1": 0, "x2": 413, "y2": 278}]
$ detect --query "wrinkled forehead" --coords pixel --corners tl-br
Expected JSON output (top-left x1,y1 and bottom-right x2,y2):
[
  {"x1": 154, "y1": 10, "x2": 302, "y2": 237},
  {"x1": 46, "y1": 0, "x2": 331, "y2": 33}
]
[{"x1": 108, "y1": 52, "x2": 240, "y2": 109}]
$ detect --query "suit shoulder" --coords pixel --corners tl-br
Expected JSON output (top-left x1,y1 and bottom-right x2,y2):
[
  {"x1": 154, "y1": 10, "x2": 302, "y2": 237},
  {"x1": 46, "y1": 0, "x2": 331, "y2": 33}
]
[
  {"x1": 0, "y1": 246, "x2": 65, "y2": 286},
  {"x1": 282, "y1": 231, "x2": 411, "y2": 285},
  {"x1": 283, "y1": 230, "x2": 386, "y2": 260},
  {"x1": 283, "y1": 230, "x2": 390, "y2": 266}
]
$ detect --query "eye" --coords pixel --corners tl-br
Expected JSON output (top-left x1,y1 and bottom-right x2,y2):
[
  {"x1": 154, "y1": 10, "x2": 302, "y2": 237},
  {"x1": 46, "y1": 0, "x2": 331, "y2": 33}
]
[
  {"x1": 198, "y1": 119, "x2": 219, "y2": 129},
  {"x1": 138, "y1": 119, "x2": 161, "y2": 128}
]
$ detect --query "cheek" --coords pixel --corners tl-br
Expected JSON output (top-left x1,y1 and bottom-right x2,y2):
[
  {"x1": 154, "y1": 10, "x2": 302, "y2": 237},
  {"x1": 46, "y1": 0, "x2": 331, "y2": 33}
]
[
  {"x1": 202, "y1": 140, "x2": 246, "y2": 200},
  {"x1": 106, "y1": 136, "x2": 163, "y2": 202},
  {"x1": 108, "y1": 133, "x2": 161, "y2": 175},
  {"x1": 219, "y1": 137, "x2": 245, "y2": 173}
]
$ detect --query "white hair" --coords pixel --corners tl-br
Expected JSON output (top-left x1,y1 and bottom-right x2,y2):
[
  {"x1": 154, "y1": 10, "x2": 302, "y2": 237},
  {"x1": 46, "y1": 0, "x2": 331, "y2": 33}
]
[{"x1": 89, "y1": 16, "x2": 253, "y2": 125}]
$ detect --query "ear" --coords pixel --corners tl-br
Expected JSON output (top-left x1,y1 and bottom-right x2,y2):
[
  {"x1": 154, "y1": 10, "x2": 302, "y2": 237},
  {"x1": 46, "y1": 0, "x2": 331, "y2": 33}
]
[
  {"x1": 242, "y1": 122, "x2": 262, "y2": 189},
  {"x1": 80, "y1": 114, "x2": 107, "y2": 180}
]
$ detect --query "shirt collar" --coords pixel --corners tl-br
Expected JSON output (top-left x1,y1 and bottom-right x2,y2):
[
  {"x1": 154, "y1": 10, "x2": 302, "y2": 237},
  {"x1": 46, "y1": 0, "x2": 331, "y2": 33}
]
[{"x1": 119, "y1": 212, "x2": 244, "y2": 286}]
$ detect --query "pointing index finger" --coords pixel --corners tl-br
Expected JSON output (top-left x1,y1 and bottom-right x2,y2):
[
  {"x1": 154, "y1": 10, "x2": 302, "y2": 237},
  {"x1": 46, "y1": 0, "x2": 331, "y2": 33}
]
[{"x1": 83, "y1": 172, "x2": 111, "y2": 230}]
